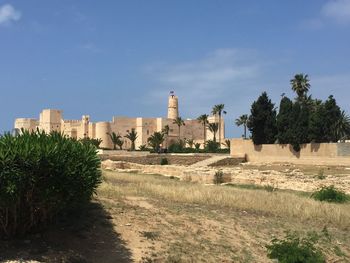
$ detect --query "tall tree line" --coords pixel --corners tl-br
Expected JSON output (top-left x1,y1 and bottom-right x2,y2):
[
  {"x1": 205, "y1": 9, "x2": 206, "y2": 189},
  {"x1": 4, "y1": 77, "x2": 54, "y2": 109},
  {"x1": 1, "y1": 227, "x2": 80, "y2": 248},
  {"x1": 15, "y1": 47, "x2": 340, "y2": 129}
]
[{"x1": 246, "y1": 74, "x2": 350, "y2": 151}]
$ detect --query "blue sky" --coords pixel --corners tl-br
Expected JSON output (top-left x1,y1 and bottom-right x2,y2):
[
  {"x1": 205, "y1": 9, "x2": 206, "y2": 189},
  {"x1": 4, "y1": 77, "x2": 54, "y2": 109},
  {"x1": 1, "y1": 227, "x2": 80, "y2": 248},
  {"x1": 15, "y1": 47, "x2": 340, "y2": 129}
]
[{"x1": 1, "y1": 0, "x2": 350, "y2": 137}]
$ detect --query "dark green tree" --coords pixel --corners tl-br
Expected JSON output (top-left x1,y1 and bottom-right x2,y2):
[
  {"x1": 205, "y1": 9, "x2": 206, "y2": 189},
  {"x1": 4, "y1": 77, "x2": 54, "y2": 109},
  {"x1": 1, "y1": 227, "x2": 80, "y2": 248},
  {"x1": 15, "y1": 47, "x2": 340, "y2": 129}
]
[
  {"x1": 309, "y1": 95, "x2": 341, "y2": 143},
  {"x1": 248, "y1": 92, "x2": 277, "y2": 144},
  {"x1": 289, "y1": 101, "x2": 310, "y2": 151},
  {"x1": 147, "y1": 132, "x2": 165, "y2": 151},
  {"x1": 324, "y1": 95, "x2": 342, "y2": 142},
  {"x1": 276, "y1": 97, "x2": 293, "y2": 144},
  {"x1": 334, "y1": 111, "x2": 350, "y2": 141}
]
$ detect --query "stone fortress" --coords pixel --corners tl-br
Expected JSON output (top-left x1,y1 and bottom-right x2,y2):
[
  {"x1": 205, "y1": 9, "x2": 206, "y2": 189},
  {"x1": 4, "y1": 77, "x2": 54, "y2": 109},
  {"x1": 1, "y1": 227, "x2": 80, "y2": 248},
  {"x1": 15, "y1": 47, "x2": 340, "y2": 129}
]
[{"x1": 14, "y1": 93, "x2": 225, "y2": 149}]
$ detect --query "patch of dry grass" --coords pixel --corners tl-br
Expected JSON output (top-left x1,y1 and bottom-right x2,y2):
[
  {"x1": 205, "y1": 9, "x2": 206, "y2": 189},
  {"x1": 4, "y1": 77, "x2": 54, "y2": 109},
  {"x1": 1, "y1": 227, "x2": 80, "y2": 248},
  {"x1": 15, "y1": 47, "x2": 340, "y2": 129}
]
[{"x1": 99, "y1": 170, "x2": 350, "y2": 230}]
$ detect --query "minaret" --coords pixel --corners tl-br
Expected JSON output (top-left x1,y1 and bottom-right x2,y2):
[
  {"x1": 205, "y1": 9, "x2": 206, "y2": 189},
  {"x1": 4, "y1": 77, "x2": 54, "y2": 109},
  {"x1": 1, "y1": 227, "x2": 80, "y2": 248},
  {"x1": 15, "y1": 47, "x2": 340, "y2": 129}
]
[{"x1": 167, "y1": 91, "x2": 179, "y2": 119}]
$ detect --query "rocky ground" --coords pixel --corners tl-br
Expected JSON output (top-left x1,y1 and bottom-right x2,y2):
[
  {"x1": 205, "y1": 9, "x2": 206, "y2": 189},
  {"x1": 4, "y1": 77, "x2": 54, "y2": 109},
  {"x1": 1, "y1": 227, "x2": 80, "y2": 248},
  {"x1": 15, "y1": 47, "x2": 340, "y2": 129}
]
[{"x1": 101, "y1": 156, "x2": 350, "y2": 194}]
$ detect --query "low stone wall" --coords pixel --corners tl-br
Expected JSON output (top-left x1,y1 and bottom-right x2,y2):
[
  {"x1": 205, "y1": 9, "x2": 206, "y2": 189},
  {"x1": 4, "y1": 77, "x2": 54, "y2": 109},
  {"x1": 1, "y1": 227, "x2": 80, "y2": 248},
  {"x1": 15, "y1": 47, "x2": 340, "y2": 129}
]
[{"x1": 231, "y1": 138, "x2": 350, "y2": 165}]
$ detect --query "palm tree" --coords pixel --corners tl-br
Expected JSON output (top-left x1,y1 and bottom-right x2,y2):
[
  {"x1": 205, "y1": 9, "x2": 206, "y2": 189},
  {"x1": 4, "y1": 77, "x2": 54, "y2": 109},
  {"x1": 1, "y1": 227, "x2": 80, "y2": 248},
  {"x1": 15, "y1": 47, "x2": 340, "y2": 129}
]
[
  {"x1": 186, "y1": 138, "x2": 194, "y2": 148},
  {"x1": 222, "y1": 139, "x2": 231, "y2": 149},
  {"x1": 147, "y1": 132, "x2": 165, "y2": 151},
  {"x1": 173, "y1": 117, "x2": 185, "y2": 140},
  {"x1": 208, "y1": 123, "x2": 219, "y2": 142},
  {"x1": 290, "y1": 73, "x2": 311, "y2": 100},
  {"x1": 162, "y1": 124, "x2": 170, "y2": 135},
  {"x1": 116, "y1": 139, "x2": 124, "y2": 150},
  {"x1": 235, "y1": 114, "x2": 249, "y2": 139},
  {"x1": 197, "y1": 114, "x2": 209, "y2": 144},
  {"x1": 212, "y1": 104, "x2": 226, "y2": 146},
  {"x1": 125, "y1": 129, "x2": 138, "y2": 151},
  {"x1": 107, "y1": 132, "x2": 122, "y2": 150},
  {"x1": 333, "y1": 110, "x2": 350, "y2": 141}
]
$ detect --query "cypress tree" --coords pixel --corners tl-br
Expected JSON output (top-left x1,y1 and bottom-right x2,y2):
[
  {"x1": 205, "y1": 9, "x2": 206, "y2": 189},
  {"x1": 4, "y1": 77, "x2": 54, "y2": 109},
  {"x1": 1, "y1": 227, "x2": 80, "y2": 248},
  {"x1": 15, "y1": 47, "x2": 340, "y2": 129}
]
[
  {"x1": 248, "y1": 92, "x2": 277, "y2": 144},
  {"x1": 277, "y1": 96, "x2": 293, "y2": 144}
]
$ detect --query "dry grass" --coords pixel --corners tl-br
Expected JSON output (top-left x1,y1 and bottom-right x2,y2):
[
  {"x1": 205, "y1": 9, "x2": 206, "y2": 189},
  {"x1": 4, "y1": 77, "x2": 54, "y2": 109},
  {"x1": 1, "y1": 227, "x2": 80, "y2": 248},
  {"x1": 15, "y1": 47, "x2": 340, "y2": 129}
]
[{"x1": 100, "y1": 170, "x2": 350, "y2": 230}]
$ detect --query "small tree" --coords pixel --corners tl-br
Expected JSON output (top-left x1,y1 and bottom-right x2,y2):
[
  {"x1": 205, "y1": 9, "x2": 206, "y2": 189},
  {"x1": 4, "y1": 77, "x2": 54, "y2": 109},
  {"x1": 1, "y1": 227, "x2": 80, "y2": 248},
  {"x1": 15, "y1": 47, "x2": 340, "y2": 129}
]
[
  {"x1": 125, "y1": 129, "x2": 138, "y2": 151},
  {"x1": 147, "y1": 132, "x2": 165, "y2": 151},
  {"x1": 235, "y1": 114, "x2": 249, "y2": 139},
  {"x1": 173, "y1": 117, "x2": 185, "y2": 140},
  {"x1": 116, "y1": 139, "x2": 124, "y2": 150},
  {"x1": 108, "y1": 132, "x2": 122, "y2": 150},
  {"x1": 208, "y1": 123, "x2": 219, "y2": 142},
  {"x1": 212, "y1": 104, "x2": 226, "y2": 146},
  {"x1": 222, "y1": 139, "x2": 230, "y2": 150},
  {"x1": 197, "y1": 114, "x2": 209, "y2": 143},
  {"x1": 248, "y1": 92, "x2": 277, "y2": 145},
  {"x1": 186, "y1": 138, "x2": 194, "y2": 148}
]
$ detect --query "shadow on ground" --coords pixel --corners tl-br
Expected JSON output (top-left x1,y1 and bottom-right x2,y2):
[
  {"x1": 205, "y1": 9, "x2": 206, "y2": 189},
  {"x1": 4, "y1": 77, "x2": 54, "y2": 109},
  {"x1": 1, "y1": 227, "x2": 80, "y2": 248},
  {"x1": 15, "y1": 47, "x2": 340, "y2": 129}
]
[{"x1": 0, "y1": 201, "x2": 132, "y2": 263}]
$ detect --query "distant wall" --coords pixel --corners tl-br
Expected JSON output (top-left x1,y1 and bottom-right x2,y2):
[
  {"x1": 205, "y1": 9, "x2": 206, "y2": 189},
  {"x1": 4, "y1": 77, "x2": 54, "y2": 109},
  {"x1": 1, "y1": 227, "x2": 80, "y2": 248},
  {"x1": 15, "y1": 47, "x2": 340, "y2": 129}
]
[{"x1": 231, "y1": 138, "x2": 350, "y2": 165}]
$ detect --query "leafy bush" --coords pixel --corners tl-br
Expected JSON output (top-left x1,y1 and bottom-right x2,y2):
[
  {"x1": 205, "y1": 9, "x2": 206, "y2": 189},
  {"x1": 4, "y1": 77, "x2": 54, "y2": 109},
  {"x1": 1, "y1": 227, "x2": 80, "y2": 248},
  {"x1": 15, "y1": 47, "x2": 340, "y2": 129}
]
[
  {"x1": 311, "y1": 185, "x2": 348, "y2": 203},
  {"x1": 168, "y1": 140, "x2": 186, "y2": 153},
  {"x1": 139, "y1": 144, "x2": 151, "y2": 151},
  {"x1": 0, "y1": 131, "x2": 101, "y2": 237},
  {"x1": 213, "y1": 170, "x2": 224, "y2": 185},
  {"x1": 204, "y1": 140, "x2": 220, "y2": 152},
  {"x1": 160, "y1": 157, "x2": 169, "y2": 165},
  {"x1": 316, "y1": 169, "x2": 326, "y2": 180},
  {"x1": 266, "y1": 231, "x2": 325, "y2": 263}
]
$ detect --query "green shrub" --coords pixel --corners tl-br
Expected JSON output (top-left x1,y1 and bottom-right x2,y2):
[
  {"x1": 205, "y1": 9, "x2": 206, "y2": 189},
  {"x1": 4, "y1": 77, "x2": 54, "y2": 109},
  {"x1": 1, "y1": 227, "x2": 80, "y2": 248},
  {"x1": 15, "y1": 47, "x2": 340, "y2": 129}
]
[
  {"x1": 266, "y1": 231, "x2": 325, "y2": 263},
  {"x1": 315, "y1": 169, "x2": 326, "y2": 180},
  {"x1": 213, "y1": 170, "x2": 224, "y2": 185},
  {"x1": 139, "y1": 144, "x2": 151, "y2": 151},
  {"x1": 204, "y1": 140, "x2": 220, "y2": 152},
  {"x1": 160, "y1": 157, "x2": 169, "y2": 165},
  {"x1": 79, "y1": 137, "x2": 102, "y2": 148},
  {"x1": 311, "y1": 185, "x2": 348, "y2": 203},
  {"x1": 168, "y1": 140, "x2": 186, "y2": 153},
  {"x1": 0, "y1": 130, "x2": 101, "y2": 237}
]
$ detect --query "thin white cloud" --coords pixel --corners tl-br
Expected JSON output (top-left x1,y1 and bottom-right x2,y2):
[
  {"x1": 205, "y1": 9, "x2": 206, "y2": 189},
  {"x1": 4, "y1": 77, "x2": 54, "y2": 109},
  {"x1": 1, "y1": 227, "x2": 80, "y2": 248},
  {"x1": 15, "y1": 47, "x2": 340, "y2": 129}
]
[
  {"x1": 0, "y1": 4, "x2": 21, "y2": 25},
  {"x1": 301, "y1": 0, "x2": 350, "y2": 29},
  {"x1": 143, "y1": 48, "x2": 268, "y2": 132},
  {"x1": 322, "y1": 0, "x2": 350, "y2": 24}
]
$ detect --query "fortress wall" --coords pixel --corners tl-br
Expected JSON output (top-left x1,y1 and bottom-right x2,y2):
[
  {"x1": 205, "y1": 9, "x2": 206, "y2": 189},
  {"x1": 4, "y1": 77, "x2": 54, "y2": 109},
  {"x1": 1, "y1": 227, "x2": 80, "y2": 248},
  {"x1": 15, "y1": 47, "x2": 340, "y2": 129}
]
[
  {"x1": 62, "y1": 121, "x2": 81, "y2": 138},
  {"x1": 89, "y1": 123, "x2": 96, "y2": 138},
  {"x1": 14, "y1": 118, "x2": 38, "y2": 132},
  {"x1": 110, "y1": 117, "x2": 137, "y2": 149},
  {"x1": 206, "y1": 116, "x2": 225, "y2": 143},
  {"x1": 230, "y1": 138, "x2": 350, "y2": 165},
  {"x1": 39, "y1": 109, "x2": 62, "y2": 133},
  {"x1": 139, "y1": 118, "x2": 158, "y2": 148},
  {"x1": 96, "y1": 122, "x2": 112, "y2": 149}
]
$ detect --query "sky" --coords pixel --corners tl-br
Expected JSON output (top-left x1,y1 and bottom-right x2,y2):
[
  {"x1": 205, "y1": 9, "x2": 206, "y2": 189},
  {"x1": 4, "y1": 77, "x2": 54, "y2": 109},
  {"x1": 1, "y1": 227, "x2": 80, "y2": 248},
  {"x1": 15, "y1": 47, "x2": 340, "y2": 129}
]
[{"x1": 0, "y1": 0, "x2": 350, "y2": 137}]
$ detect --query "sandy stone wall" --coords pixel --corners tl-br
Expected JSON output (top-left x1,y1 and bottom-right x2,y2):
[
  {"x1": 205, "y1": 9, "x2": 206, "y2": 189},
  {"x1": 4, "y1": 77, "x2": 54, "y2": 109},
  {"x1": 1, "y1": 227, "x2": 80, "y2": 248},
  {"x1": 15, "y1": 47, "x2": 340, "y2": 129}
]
[{"x1": 231, "y1": 138, "x2": 350, "y2": 165}]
